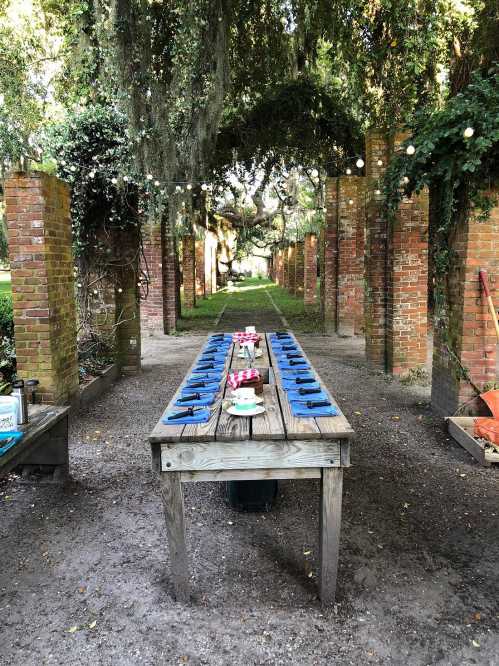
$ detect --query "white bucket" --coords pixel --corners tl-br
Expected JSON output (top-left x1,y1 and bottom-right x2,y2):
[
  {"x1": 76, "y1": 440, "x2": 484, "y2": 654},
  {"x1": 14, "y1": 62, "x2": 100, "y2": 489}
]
[{"x1": 0, "y1": 396, "x2": 20, "y2": 432}]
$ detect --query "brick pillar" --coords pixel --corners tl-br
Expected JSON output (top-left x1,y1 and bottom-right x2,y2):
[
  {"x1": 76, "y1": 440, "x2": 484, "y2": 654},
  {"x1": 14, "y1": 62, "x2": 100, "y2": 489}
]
[
  {"x1": 5, "y1": 172, "x2": 79, "y2": 404},
  {"x1": 140, "y1": 221, "x2": 165, "y2": 333},
  {"x1": 204, "y1": 236, "x2": 212, "y2": 296},
  {"x1": 323, "y1": 178, "x2": 338, "y2": 332},
  {"x1": 319, "y1": 228, "x2": 325, "y2": 321},
  {"x1": 294, "y1": 241, "x2": 305, "y2": 296},
  {"x1": 365, "y1": 130, "x2": 390, "y2": 366},
  {"x1": 182, "y1": 234, "x2": 196, "y2": 309},
  {"x1": 431, "y1": 197, "x2": 499, "y2": 415},
  {"x1": 163, "y1": 229, "x2": 177, "y2": 333},
  {"x1": 386, "y1": 189, "x2": 429, "y2": 375},
  {"x1": 115, "y1": 228, "x2": 141, "y2": 374},
  {"x1": 287, "y1": 243, "x2": 296, "y2": 294},
  {"x1": 195, "y1": 239, "x2": 205, "y2": 298},
  {"x1": 323, "y1": 177, "x2": 365, "y2": 336},
  {"x1": 304, "y1": 233, "x2": 318, "y2": 307},
  {"x1": 283, "y1": 244, "x2": 289, "y2": 288},
  {"x1": 276, "y1": 249, "x2": 284, "y2": 286}
]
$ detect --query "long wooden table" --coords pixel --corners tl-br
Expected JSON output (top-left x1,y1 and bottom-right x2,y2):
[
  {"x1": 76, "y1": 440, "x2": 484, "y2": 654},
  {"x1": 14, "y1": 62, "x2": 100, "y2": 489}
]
[{"x1": 149, "y1": 331, "x2": 354, "y2": 605}]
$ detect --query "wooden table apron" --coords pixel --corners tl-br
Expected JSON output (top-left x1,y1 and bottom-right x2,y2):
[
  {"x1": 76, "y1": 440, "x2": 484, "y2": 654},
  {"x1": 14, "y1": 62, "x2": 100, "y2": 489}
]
[{"x1": 149, "y1": 332, "x2": 353, "y2": 605}]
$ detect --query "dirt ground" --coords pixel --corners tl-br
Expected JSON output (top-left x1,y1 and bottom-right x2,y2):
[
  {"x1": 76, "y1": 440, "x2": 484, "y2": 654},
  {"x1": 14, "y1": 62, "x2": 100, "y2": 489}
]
[{"x1": 1, "y1": 326, "x2": 498, "y2": 665}]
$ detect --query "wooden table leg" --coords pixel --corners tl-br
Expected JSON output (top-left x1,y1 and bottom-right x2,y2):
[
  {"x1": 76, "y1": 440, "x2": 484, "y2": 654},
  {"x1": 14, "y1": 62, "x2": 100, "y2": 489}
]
[
  {"x1": 319, "y1": 467, "x2": 343, "y2": 606},
  {"x1": 159, "y1": 472, "x2": 190, "y2": 602}
]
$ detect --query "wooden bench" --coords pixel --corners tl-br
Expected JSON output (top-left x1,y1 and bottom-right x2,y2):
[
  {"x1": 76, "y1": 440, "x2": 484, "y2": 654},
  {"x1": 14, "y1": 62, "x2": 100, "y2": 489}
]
[
  {"x1": 0, "y1": 405, "x2": 70, "y2": 482},
  {"x1": 149, "y1": 331, "x2": 354, "y2": 605}
]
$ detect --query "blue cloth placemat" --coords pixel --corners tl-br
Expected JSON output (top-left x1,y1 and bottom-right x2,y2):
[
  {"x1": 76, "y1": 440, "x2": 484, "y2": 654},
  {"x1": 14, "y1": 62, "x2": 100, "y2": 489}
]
[
  {"x1": 208, "y1": 335, "x2": 232, "y2": 344},
  {"x1": 281, "y1": 370, "x2": 314, "y2": 379},
  {"x1": 278, "y1": 361, "x2": 310, "y2": 370},
  {"x1": 193, "y1": 362, "x2": 225, "y2": 373},
  {"x1": 175, "y1": 392, "x2": 216, "y2": 407},
  {"x1": 286, "y1": 390, "x2": 329, "y2": 402},
  {"x1": 282, "y1": 380, "x2": 320, "y2": 391},
  {"x1": 182, "y1": 383, "x2": 219, "y2": 394},
  {"x1": 0, "y1": 431, "x2": 23, "y2": 456},
  {"x1": 189, "y1": 372, "x2": 223, "y2": 382},
  {"x1": 162, "y1": 408, "x2": 211, "y2": 425},
  {"x1": 290, "y1": 402, "x2": 339, "y2": 418}
]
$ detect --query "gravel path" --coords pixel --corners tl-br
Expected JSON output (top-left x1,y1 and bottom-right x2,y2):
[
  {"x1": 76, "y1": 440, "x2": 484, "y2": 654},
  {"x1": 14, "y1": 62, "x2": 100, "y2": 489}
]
[{"x1": 1, "y1": 322, "x2": 498, "y2": 664}]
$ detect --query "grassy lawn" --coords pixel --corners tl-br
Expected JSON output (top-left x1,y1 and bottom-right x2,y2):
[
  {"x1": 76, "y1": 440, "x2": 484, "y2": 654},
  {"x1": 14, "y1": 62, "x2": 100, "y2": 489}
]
[
  {"x1": 176, "y1": 287, "x2": 230, "y2": 332},
  {"x1": 0, "y1": 271, "x2": 11, "y2": 297},
  {"x1": 266, "y1": 282, "x2": 323, "y2": 334}
]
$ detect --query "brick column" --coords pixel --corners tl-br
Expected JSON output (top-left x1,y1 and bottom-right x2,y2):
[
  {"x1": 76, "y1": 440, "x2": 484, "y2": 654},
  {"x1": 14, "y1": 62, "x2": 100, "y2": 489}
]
[
  {"x1": 287, "y1": 243, "x2": 296, "y2": 294},
  {"x1": 5, "y1": 172, "x2": 79, "y2": 404},
  {"x1": 163, "y1": 229, "x2": 178, "y2": 333},
  {"x1": 323, "y1": 177, "x2": 365, "y2": 336},
  {"x1": 140, "y1": 221, "x2": 165, "y2": 333},
  {"x1": 195, "y1": 239, "x2": 205, "y2": 298},
  {"x1": 304, "y1": 233, "x2": 318, "y2": 307},
  {"x1": 386, "y1": 189, "x2": 429, "y2": 375},
  {"x1": 182, "y1": 234, "x2": 196, "y2": 309},
  {"x1": 431, "y1": 197, "x2": 499, "y2": 415},
  {"x1": 365, "y1": 130, "x2": 391, "y2": 366},
  {"x1": 276, "y1": 249, "x2": 284, "y2": 286},
  {"x1": 294, "y1": 240, "x2": 305, "y2": 296},
  {"x1": 115, "y1": 228, "x2": 141, "y2": 374},
  {"x1": 282, "y1": 244, "x2": 289, "y2": 288}
]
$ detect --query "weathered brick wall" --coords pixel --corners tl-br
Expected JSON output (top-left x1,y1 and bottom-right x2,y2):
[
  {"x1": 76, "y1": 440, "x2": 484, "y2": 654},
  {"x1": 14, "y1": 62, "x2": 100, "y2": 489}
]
[
  {"x1": 182, "y1": 234, "x2": 196, "y2": 309},
  {"x1": 195, "y1": 239, "x2": 205, "y2": 298},
  {"x1": 140, "y1": 221, "x2": 165, "y2": 333},
  {"x1": 304, "y1": 233, "x2": 317, "y2": 306},
  {"x1": 431, "y1": 197, "x2": 499, "y2": 415},
  {"x1": 319, "y1": 228, "x2": 325, "y2": 322},
  {"x1": 294, "y1": 240, "x2": 305, "y2": 296},
  {"x1": 5, "y1": 172, "x2": 79, "y2": 404},
  {"x1": 276, "y1": 248, "x2": 284, "y2": 286},
  {"x1": 386, "y1": 189, "x2": 429, "y2": 375},
  {"x1": 365, "y1": 131, "x2": 389, "y2": 367}
]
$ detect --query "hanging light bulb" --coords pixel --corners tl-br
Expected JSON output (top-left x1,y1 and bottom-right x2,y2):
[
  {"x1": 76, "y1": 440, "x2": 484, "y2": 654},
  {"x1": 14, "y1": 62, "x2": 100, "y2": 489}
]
[
  {"x1": 146, "y1": 174, "x2": 153, "y2": 181},
  {"x1": 310, "y1": 168, "x2": 319, "y2": 178},
  {"x1": 402, "y1": 176, "x2": 410, "y2": 184},
  {"x1": 186, "y1": 183, "x2": 192, "y2": 191},
  {"x1": 348, "y1": 199, "x2": 354, "y2": 205},
  {"x1": 175, "y1": 185, "x2": 182, "y2": 193},
  {"x1": 346, "y1": 168, "x2": 352, "y2": 175},
  {"x1": 355, "y1": 158, "x2": 364, "y2": 169},
  {"x1": 201, "y1": 183, "x2": 208, "y2": 191},
  {"x1": 377, "y1": 159, "x2": 383, "y2": 167},
  {"x1": 111, "y1": 177, "x2": 118, "y2": 185},
  {"x1": 154, "y1": 180, "x2": 160, "y2": 187},
  {"x1": 375, "y1": 189, "x2": 381, "y2": 195},
  {"x1": 406, "y1": 144, "x2": 416, "y2": 155},
  {"x1": 117, "y1": 287, "x2": 123, "y2": 293},
  {"x1": 463, "y1": 127, "x2": 474, "y2": 138}
]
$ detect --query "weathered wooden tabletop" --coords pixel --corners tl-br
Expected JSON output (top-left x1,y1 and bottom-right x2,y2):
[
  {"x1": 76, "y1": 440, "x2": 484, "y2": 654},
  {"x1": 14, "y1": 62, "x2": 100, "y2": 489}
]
[{"x1": 150, "y1": 331, "x2": 354, "y2": 448}]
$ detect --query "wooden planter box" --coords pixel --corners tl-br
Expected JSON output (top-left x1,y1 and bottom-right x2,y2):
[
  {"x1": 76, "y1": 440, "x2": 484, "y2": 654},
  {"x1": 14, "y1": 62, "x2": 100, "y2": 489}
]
[
  {"x1": 78, "y1": 364, "x2": 119, "y2": 408},
  {"x1": 447, "y1": 417, "x2": 499, "y2": 467}
]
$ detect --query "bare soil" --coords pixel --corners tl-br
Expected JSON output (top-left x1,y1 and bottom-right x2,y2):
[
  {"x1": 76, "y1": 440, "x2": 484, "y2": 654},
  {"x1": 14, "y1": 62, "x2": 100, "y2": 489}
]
[{"x1": 1, "y1": 330, "x2": 498, "y2": 666}]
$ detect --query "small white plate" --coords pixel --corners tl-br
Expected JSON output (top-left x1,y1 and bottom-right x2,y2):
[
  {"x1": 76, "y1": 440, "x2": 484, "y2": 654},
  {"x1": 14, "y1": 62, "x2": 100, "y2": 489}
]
[{"x1": 226, "y1": 405, "x2": 266, "y2": 417}]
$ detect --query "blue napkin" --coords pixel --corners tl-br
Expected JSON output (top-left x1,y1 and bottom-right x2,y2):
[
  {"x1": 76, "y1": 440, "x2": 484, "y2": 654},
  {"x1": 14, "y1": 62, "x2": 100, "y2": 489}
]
[
  {"x1": 208, "y1": 335, "x2": 232, "y2": 343},
  {"x1": 0, "y1": 431, "x2": 23, "y2": 456},
  {"x1": 175, "y1": 392, "x2": 216, "y2": 407},
  {"x1": 271, "y1": 336, "x2": 292, "y2": 343},
  {"x1": 272, "y1": 344, "x2": 298, "y2": 352},
  {"x1": 282, "y1": 380, "x2": 320, "y2": 391},
  {"x1": 278, "y1": 361, "x2": 310, "y2": 370},
  {"x1": 286, "y1": 390, "x2": 329, "y2": 402},
  {"x1": 276, "y1": 352, "x2": 304, "y2": 361},
  {"x1": 182, "y1": 383, "x2": 219, "y2": 394},
  {"x1": 193, "y1": 362, "x2": 225, "y2": 373},
  {"x1": 281, "y1": 370, "x2": 314, "y2": 379},
  {"x1": 199, "y1": 354, "x2": 227, "y2": 362},
  {"x1": 162, "y1": 408, "x2": 211, "y2": 425},
  {"x1": 189, "y1": 372, "x2": 224, "y2": 382},
  {"x1": 290, "y1": 402, "x2": 339, "y2": 418},
  {"x1": 203, "y1": 346, "x2": 230, "y2": 355}
]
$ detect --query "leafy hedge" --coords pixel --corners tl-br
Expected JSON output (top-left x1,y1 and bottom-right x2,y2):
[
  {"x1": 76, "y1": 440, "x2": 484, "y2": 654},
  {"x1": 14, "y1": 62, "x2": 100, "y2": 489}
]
[
  {"x1": 0, "y1": 294, "x2": 15, "y2": 387},
  {"x1": 0, "y1": 294, "x2": 13, "y2": 338}
]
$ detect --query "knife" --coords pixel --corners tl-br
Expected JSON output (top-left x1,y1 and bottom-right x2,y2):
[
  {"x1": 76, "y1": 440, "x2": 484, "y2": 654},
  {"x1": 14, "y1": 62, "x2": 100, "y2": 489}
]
[
  {"x1": 295, "y1": 377, "x2": 315, "y2": 384},
  {"x1": 298, "y1": 387, "x2": 321, "y2": 395},
  {"x1": 282, "y1": 345, "x2": 296, "y2": 350},
  {"x1": 197, "y1": 363, "x2": 214, "y2": 370},
  {"x1": 201, "y1": 355, "x2": 216, "y2": 361},
  {"x1": 186, "y1": 381, "x2": 207, "y2": 388},
  {"x1": 289, "y1": 359, "x2": 306, "y2": 366},
  {"x1": 167, "y1": 407, "x2": 202, "y2": 420},
  {"x1": 177, "y1": 393, "x2": 201, "y2": 402},
  {"x1": 306, "y1": 401, "x2": 331, "y2": 409},
  {"x1": 286, "y1": 353, "x2": 302, "y2": 359}
]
